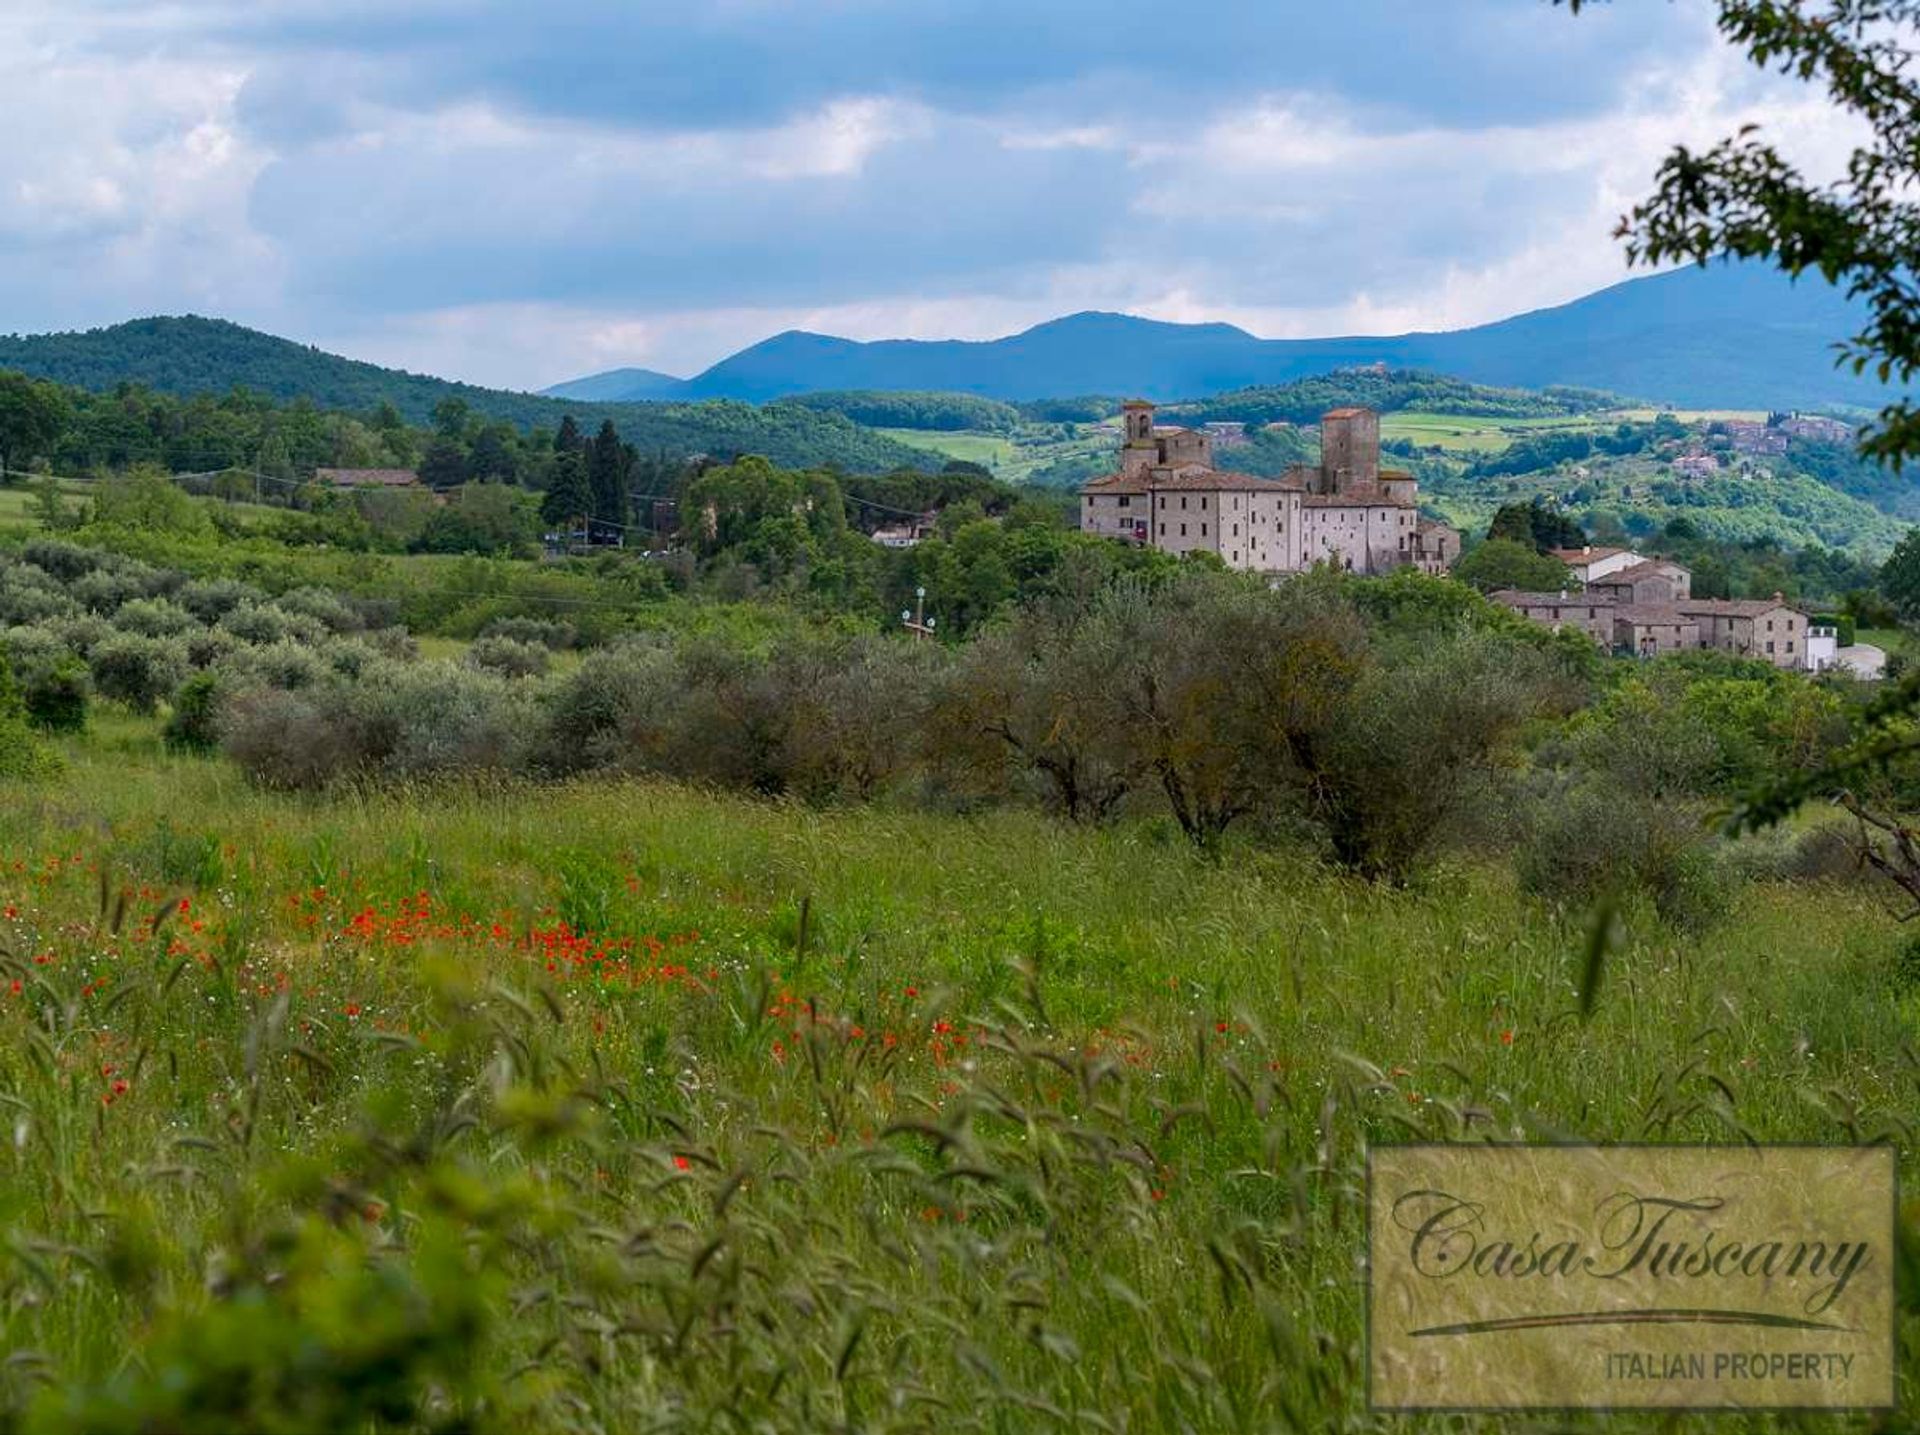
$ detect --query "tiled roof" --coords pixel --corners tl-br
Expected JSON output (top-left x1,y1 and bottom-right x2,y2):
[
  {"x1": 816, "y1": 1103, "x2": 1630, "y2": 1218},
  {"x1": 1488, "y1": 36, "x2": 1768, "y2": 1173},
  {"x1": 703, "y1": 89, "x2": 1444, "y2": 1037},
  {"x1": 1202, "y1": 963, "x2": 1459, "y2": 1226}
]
[
  {"x1": 1323, "y1": 406, "x2": 1372, "y2": 419},
  {"x1": 1080, "y1": 467, "x2": 1294, "y2": 495},
  {"x1": 1614, "y1": 604, "x2": 1698, "y2": 626},
  {"x1": 1491, "y1": 590, "x2": 1616, "y2": 608},
  {"x1": 1592, "y1": 559, "x2": 1685, "y2": 586},
  {"x1": 1546, "y1": 545, "x2": 1631, "y2": 563},
  {"x1": 1302, "y1": 490, "x2": 1413, "y2": 509},
  {"x1": 1675, "y1": 597, "x2": 1801, "y2": 619}
]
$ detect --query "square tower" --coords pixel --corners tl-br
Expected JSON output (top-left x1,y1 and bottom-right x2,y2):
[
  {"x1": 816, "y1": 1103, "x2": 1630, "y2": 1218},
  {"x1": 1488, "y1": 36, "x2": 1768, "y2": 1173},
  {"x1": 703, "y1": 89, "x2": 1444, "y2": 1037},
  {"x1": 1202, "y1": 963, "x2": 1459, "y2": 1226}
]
[{"x1": 1320, "y1": 407, "x2": 1380, "y2": 491}]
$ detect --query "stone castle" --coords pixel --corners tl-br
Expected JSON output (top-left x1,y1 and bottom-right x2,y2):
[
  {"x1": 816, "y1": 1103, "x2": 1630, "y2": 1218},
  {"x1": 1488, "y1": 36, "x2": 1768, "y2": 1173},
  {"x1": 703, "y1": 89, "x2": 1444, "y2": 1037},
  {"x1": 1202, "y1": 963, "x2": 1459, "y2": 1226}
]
[{"x1": 1079, "y1": 402, "x2": 1457, "y2": 575}]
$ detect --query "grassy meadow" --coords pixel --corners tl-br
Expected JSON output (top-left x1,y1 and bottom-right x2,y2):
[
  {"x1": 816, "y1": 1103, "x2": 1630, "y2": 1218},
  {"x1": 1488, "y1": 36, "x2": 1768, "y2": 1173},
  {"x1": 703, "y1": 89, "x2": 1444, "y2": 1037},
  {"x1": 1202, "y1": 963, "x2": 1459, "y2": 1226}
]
[{"x1": 0, "y1": 711, "x2": 1915, "y2": 1430}]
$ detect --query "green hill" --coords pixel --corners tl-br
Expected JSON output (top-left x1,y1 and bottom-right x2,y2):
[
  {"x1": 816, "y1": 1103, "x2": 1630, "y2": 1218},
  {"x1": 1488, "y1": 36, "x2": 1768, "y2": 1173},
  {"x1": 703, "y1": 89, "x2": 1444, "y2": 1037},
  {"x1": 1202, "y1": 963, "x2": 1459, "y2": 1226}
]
[{"x1": 0, "y1": 317, "x2": 936, "y2": 474}]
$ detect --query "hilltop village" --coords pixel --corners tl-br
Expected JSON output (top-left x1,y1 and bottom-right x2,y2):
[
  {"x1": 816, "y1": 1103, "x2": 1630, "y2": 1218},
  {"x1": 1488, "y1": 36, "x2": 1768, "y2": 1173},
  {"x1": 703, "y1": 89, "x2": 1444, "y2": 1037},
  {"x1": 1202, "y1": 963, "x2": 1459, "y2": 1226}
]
[{"x1": 1079, "y1": 404, "x2": 1840, "y2": 672}]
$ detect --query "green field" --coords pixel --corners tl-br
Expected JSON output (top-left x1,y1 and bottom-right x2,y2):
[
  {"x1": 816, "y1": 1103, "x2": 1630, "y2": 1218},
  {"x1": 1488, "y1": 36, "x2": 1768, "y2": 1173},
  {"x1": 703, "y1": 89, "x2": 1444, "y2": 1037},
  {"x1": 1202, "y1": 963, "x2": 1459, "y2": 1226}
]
[
  {"x1": 876, "y1": 423, "x2": 1116, "y2": 483},
  {"x1": 0, "y1": 704, "x2": 1913, "y2": 1429}
]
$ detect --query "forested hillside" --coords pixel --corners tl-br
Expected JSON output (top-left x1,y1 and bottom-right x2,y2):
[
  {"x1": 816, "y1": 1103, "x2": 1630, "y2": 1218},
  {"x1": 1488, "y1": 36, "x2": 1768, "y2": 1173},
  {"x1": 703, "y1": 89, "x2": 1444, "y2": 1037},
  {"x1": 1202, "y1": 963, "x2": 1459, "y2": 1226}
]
[
  {"x1": 1162, "y1": 370, "x2": 1624, "y2": 425},
  {"x1": 0, "y1": 319, "x2": 935, "y2": 474}
]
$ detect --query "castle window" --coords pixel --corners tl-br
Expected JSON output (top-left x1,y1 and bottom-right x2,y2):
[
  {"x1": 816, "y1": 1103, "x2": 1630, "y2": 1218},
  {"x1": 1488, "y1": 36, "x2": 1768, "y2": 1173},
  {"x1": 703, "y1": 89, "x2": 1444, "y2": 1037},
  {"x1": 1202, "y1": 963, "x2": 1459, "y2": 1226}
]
[
  {"x1": 1201, "y1": 523, "x2": 1208, "y2": 536},
  {"x1": 1180, "y1": 496, "x2": 1188, "y2": 510},
  {"x1": 1118, "y1": 496, "x2": 1130, "y2": 508},
  {"x1": 1179, "y1": 523, "x2": 1187, "y2": 536},
  {"x1": 1200, "y1": 496, "x2": 1207, "y2": 510}
]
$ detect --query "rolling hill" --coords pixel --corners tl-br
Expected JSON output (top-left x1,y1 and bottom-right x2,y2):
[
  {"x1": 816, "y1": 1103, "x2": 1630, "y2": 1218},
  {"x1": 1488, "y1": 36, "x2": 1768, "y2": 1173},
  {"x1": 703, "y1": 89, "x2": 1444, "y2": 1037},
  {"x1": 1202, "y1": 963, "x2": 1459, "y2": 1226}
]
[
  {"x1": 546, "y1": 262, "x2": 1885, "y2": 411},
  {"x1": 0, "y1": 317, "x2": 937, "y2": 474}
]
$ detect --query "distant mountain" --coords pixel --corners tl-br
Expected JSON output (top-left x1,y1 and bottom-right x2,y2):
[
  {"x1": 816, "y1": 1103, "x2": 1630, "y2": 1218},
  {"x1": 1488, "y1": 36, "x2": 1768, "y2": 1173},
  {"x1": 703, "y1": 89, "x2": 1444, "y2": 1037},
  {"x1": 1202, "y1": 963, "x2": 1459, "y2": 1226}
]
[
  {"x1": 0, "y1": 317, "x2": 936, "y2": 473},
  {"x1": 547, "y1": 263, "x2": 1886, "y2": 411},
  {"x1": 542, "y1": 366, "x2": 691, "y2": 402}
]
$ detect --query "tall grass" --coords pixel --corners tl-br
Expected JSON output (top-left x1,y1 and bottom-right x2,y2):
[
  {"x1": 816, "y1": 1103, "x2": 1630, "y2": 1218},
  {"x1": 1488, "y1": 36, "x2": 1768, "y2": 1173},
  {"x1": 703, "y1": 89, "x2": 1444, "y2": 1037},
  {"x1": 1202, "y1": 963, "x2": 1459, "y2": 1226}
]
[{"x1": 0, "y1": 731, "x2": 1913, "y2": 1430}]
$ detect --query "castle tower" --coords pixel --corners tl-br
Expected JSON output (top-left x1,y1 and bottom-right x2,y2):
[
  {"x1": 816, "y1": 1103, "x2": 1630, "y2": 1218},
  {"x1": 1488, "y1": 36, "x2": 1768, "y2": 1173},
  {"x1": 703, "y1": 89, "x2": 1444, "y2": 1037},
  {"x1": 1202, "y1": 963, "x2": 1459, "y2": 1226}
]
[
  {"x1": 1121, "y1": 399, "x2": 1157, "y2": 477},
  {"x1": 1320, "y1": 407, "x2": 1380, "y2": 492}
]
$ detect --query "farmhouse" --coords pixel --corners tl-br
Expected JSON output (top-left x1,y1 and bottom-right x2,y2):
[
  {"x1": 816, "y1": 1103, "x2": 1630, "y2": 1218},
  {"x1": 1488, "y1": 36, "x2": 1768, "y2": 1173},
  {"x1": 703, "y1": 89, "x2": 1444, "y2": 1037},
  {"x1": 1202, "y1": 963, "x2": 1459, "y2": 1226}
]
[
  {"x1": 1493, "y1": 570, "x2": 1815, "y2": 670},
  {"x1": 1545, "y1": 545, "x2": 1640, "y2": 585},
  {"x1": 1079, "y1": 403, "x2": 1456, "y2": 576}
]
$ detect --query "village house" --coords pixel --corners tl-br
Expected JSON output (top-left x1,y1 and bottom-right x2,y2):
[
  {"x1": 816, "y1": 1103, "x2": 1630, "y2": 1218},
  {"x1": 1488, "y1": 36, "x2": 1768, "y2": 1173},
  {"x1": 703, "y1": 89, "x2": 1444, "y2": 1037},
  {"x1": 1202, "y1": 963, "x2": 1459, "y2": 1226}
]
[
  {"x1": 1079, "y1": 402, "x2": 1457, "y2": 576},
  {"x1": 1721, "y1": 420, "x2": 1789, "y2": 456},
  {"x1": 1493, "y1": 567, "x2": 1815, "y2": 670},
  {"x1": 1587, "y1": 558, "x2": 1692, "y2": 604},
  {"x1": 1672, "y1": 452, "x2": 1720, "y2": 479},
  {"x1": 1779, "y1": 414, "x2": 1854, "y2": 444},
  {"x1": 1545, "y1": 545, "x2": 1641, "y2": 585},
  {"x1": 870, "y1": 512, "x2": 936, "y2": 549}
]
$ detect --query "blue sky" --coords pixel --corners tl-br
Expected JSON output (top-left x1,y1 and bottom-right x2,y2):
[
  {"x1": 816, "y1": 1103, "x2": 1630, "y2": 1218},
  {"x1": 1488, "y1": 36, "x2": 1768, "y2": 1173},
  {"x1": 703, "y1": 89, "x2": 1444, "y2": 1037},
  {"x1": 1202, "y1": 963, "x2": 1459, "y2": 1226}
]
[{"x1": 0, "y1": 1, "x2": 1856, "y2": 389}]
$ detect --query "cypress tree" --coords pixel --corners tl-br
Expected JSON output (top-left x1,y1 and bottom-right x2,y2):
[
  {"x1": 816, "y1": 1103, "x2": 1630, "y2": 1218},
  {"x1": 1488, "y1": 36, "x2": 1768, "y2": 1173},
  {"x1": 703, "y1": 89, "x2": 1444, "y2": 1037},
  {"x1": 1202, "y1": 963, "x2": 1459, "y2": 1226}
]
[{"x1": 586, "y1": 420, "x2": 631, "y2": 536}]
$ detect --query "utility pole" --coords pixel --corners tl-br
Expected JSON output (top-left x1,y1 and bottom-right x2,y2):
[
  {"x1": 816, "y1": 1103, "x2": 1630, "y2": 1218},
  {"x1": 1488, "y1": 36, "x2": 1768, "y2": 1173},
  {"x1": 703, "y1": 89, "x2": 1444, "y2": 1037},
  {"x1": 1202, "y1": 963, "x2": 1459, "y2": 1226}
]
[{"x1": 900, "y1": 585, "x2": 937, "y2": 642}]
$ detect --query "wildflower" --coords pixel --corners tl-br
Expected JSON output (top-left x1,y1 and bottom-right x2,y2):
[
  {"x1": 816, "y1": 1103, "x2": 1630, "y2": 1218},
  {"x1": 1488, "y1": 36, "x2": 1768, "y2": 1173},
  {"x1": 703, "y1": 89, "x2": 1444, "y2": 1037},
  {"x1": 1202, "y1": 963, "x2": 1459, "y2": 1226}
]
[
  {"x1": 1214, "y1": 1021, "x2": 1229, "y2": 1034},
  {"x1": 1500, "y1": 1029, "x2": 1515, "y2": 1046},
  {"x1": 673, "y1": 1155, "x2": 691, "y2": 1171},
  {"x1": 343, "y1": 1003, "x2": 362, "y2": 1018}
]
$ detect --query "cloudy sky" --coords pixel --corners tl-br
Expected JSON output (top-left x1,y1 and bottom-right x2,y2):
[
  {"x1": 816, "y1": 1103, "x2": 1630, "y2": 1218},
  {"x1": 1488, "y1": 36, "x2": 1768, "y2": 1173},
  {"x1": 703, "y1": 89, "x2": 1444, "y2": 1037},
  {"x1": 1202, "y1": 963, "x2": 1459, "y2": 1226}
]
[{"x1": 0, "y1": 1, "x2": 1860, "y2": 390}]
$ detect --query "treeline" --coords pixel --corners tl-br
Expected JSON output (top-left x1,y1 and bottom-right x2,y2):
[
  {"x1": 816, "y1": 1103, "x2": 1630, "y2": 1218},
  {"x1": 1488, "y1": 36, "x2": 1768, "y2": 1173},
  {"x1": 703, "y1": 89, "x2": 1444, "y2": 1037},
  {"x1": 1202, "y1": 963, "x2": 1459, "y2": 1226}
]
[
  {"x1": 1164, "y1": 370, "x2": 1624, "y2": 427},
  {"x1": 784, "y1": 391, "x2": 1025, "y2": 432},
  {"x1": 0, "y1": 343, "x2": 937, "y2": 479}
]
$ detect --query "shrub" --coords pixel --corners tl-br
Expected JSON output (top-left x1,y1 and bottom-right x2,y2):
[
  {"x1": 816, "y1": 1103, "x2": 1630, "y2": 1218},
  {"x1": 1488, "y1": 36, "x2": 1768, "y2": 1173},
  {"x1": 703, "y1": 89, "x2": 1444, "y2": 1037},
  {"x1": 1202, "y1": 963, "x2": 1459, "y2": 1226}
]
[
  {"x1": 274, "y1": 585, "x2": 364, "y2": 634},
  {"x1": 46, "y1": 613, "x2": 117, "y2": 657},
  {"x1": 20, "y1": 539, "x2": 101, "y2": 583},
  {"x1": 2, "y1": 624, "x2": 69, "y2": 675},
  {"x1": 112, "y1": 597, "x2": 195, "y2": 638},
  {"x1": 177, "y1": 578, "x2": 266, "y2": 624},
  {"x1": 0, "y1": 578, "x2": 78, "y2": 625},
  {"x1": 533, "y1": 640, "x2": 681, "y2": 776},
  {"x1": 88, "y1": 635, "x2": 188, "y2": 713},
  {"x1": 185, "y1": 627, "x2": 241, "y2": 670},
  {"x1": 72, "y1": 569, "x2": 147, "y2": 613},
  {"x1": 465, "y1": 635, "x2": 550, "y2": 679},
  {"x1": 227, "y1": 639, "x2": 331, "y2": 692},
  {"x1": 217, "y1": 601, "x2": 330, "y2": 649},
  {"x1": 363, "y1": 627, "x2": 421, "y2": 662},
  {"x1": 319, "y1": 638, "x2": 385, "y2": 679},
  {"x1": 1518, "y1": 778, "x2": 1732, "y2": 931},
  {"x1": 220, "y1": 687, "x2": 357, "y2": 790},
  {"x1": 343, "y1": 661, "x2": 526, "y2": 778},
  {"x1": 0, "y1": 656, "x2": 58, "y2": 776},
  {"x1": 163, "y1": 671, "x2": 225, "y2": 752},
  {"x1": 24, "y1": 658, "x2": 89, "y2": 733}
]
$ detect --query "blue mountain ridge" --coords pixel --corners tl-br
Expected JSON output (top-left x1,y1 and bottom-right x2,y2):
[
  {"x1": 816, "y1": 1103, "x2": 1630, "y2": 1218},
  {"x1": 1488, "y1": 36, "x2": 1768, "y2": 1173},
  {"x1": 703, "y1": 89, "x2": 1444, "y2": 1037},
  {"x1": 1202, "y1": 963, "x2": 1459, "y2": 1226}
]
[{"x1": 543, "y1": 263, "x2": 1882, "y2": 411}]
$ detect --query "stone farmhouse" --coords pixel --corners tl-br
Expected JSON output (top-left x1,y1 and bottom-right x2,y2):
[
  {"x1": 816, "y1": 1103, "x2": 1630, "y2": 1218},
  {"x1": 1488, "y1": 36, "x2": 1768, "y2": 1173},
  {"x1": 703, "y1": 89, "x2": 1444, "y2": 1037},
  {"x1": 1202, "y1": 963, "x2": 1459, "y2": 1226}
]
[
  {"x1": 1079, "y1": 403, "x2": 1458, "y2": 576},
  {"x1": 1494, "y1": 550, "x2": 1817, "y2": 668}
]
